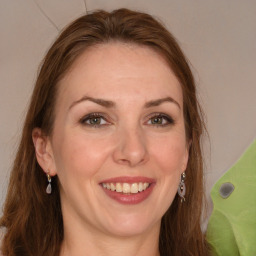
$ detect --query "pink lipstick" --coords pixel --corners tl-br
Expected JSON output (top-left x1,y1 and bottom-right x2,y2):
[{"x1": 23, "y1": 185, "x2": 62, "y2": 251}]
[{"x1": 100, "y1": 176, "x2": 156, "y2": 205}]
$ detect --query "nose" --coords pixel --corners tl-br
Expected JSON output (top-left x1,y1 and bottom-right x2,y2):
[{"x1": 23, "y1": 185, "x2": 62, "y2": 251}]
[{"x1": 112, "y1": 126, "x2": 149, "y2": 167}]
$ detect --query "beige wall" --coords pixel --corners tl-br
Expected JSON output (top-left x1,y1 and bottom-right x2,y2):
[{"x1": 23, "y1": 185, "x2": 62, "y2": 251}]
[{"x1": 1, "y1": 0, "x2": 255, "y2": 216}]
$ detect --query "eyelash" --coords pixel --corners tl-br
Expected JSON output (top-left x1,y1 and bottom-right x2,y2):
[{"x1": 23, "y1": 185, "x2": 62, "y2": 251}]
[
  {"x1": 79, "y1": 112, "x2": 175, "y2": 128},
  {"x1": 79, "y1": 112, "x2": 110, "y2": 128},
  {"x1": 146, "y1": 113, "x2": 175, "y2": 127}
]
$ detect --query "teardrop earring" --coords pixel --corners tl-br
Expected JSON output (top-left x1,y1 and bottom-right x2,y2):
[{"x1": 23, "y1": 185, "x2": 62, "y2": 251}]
[
  {"x1": 178, "y1": 172, "x2": 186, "y2": 202},
  {"x1": 46, "y1": 173, "x2": 52, "y2": 194}
]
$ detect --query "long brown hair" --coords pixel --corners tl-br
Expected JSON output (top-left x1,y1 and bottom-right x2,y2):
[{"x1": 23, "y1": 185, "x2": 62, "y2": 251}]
[{"x1": 0, "y1": 8, "x2": 209, "y2": 256}]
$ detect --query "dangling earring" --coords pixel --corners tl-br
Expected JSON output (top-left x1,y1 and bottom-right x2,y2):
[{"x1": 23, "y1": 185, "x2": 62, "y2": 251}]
[
  {"x1": 46, "y1": 173, "x2": 52, "y2": 194},
  {"x1": 178, "y1": 172, "x2": 186, "y2": 202}
]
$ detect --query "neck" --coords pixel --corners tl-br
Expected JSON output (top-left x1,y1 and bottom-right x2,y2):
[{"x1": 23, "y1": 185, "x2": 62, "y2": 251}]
[{"x1": 60, "y1": 216, "x2": 161, "y2": 256}]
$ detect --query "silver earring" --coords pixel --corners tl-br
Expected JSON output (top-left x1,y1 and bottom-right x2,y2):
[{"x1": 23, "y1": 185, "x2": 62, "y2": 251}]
[
  {"x1": 178, "y1": 172, "x2": 186, "y2": 202},
  {"x1": 46, "y1": 173, "x2": 52, "y2": 194}
]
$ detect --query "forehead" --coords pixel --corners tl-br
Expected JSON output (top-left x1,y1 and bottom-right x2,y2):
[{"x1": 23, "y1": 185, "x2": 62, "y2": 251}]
[{"x1": 57, "y1": 42, "x2": 183, "y2": 107}]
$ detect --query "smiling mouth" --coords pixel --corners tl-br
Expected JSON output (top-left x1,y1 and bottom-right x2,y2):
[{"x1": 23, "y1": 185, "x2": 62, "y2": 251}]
[
  {"x1": 101, "y1": 182, "x2": 150, "y2": 194},
  {"x1": 100, "y1": 177, "x2": 155, "y2": 204}
]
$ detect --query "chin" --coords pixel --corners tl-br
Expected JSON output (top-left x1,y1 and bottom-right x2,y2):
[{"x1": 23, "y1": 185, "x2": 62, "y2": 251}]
[{"x1": 101, "y1": 212, "x2": 160, "y2": 237}]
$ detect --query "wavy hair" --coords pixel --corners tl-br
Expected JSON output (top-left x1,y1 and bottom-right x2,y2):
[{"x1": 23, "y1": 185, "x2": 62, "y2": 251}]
[{"x1": 0, "y1": 8, "x2": 209, "y2": 256}]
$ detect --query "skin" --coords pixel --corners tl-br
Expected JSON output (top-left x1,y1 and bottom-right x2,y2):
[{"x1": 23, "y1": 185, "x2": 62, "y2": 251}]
[{"x1": 33, "y1": 42, "x2": 189, "y2": 256}]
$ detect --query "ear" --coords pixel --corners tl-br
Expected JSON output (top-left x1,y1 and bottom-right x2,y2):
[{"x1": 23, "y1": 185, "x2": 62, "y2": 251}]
[
  {"x1": 181, "y1": 139, "x2": 192, "y2": 173},
  {"x1": 32, "y1": 128, "x2": 57, "y2": 176}
]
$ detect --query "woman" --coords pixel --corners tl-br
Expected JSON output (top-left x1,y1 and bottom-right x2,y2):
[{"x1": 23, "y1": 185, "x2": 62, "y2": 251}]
[{"x1": 0, "y1": 8, "x2": 209, "y2": 256}]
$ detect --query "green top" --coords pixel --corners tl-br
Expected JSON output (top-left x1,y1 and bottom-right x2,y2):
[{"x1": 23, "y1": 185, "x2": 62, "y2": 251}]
[{"x1": 207, "y1": 139, "x2": 256, "y2": 256}]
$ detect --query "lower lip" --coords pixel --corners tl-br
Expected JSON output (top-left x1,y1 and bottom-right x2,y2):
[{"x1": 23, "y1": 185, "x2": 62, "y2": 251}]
[{"x1": 101, "y1": 184, "x2": 155, "y2": 205}]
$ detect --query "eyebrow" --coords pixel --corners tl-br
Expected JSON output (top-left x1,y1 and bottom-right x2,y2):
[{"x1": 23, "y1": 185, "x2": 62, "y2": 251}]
[
  {"x1": 144, "y1": 97, "x2": 181, "y2": 109},
  {"x1": 69, "y1": 96, "x2": 115, "y2": 109},
  {"x1": 69, "y1": 96, "x2": 180, "y2": 110}
]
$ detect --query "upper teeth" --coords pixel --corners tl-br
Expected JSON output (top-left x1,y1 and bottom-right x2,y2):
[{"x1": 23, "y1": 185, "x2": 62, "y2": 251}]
[{"x1": 102, "y1": 182, "x2": 150, "y2": 194}]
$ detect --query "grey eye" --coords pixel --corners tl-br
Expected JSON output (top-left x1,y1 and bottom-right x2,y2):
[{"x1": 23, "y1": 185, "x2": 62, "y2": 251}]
[
  {"x1": 219, "y1": 182, "x2": 235, "y2": 199},
  {"x1": 88, "y1": 117, "x2": 102, "y2": 125},
  {"x1": 151, "y1": 117, "x2": 164, "y2": 125}
]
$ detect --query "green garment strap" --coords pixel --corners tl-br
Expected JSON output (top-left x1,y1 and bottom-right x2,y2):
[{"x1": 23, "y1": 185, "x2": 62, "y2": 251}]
[{"x1": 207, "y1": 139, "x2": 256, "y2": 256}]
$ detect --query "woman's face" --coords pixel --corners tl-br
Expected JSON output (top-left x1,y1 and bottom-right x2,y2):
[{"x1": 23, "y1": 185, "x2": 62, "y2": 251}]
[{"x1": 46, "y1": 42, "x2": 189, "y2": 237}]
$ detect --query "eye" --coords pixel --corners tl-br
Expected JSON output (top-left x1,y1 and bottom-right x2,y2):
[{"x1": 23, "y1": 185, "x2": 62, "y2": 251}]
[
  {"x1": 79, "y1": 113, "x2": 110, "y2": 127},
  {"x1": 146, "y1": 113, "x2": 174, "y2": 127}
]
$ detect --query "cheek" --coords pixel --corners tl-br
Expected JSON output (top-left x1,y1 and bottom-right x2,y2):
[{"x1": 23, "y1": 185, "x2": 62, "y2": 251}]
[
  {"x1": 147, "y1": 134, "x2": 187, "y2": 218},
  {"x1": 150, "y1": 133, "x2": 187, "y2": 175},
  {"x1": 52, "y1": 131, "x2": 112, "y2": 179}
]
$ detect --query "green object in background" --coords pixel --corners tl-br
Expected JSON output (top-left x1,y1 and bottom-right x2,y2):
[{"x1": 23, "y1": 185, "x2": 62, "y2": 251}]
[{"x1": 207, "y1": 140, "x2": 256, "y2": 256}]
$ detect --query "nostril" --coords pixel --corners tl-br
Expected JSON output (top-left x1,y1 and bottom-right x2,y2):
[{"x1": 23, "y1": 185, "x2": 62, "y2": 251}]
[
  {"x1": 118, "y1": 158, "x2": 130, "y2": 164},
  {"x1": 112, "y1": 131, "x2": 149, "y2": 167}
]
